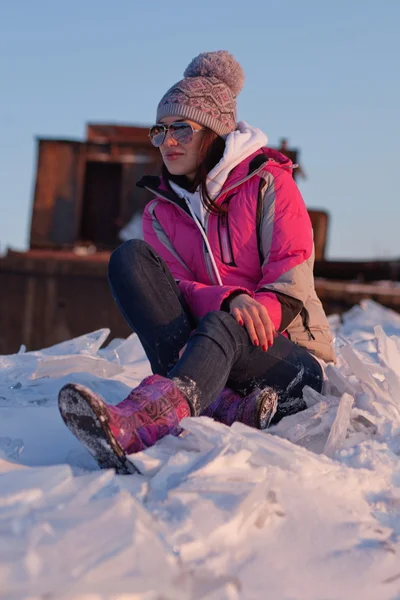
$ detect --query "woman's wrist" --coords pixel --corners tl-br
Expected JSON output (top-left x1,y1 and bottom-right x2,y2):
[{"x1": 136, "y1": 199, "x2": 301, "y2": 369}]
[{"x1": 221, "y1": 290, "x2": 248, "y2": 312}]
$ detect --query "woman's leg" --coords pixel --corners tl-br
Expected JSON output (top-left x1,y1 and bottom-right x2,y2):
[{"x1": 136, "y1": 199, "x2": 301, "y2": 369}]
[
  {"x1": 108, "y1": 241, "x2": 321, "y2": 421},
  {"x1": 108, "y1": 239, "x2": 195, "y2": 376},
  {"x1": 58, "y1": 305, "x2": 322, "y2": 473},
  {"x1": 169, "y1": 310, "x2": 323, "y2": 422}
]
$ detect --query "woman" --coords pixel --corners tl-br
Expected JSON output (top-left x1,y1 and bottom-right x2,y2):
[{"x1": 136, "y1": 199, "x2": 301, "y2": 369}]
[{"x1": 58, "y1": 51, "x2": 335, "y2": 474}]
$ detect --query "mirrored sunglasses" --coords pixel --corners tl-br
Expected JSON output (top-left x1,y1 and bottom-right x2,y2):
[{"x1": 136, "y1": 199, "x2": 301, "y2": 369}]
[{"x1": 148, "y1": 122, "x2": 204, "y2": 147}]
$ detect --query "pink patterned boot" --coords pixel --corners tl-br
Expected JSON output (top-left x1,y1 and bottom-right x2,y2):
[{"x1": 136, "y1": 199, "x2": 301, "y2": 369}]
[
  {"x1": 201, "y1": 386, "x2": 278, "y2": 429},
  {"x1": 58, "y1": 375, "x2": 191, "y2": 474}
]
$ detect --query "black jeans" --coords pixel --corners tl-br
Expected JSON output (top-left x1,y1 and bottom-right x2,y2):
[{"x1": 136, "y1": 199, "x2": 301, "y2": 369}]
[{"x1": 108, "y1": 240, "x2": 323, "y2": 422}]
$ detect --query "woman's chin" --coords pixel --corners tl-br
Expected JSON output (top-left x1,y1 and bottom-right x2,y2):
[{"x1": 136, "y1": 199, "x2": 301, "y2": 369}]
[{"x1": 166, "y1": 166, "x2": 189, "y2": 177}]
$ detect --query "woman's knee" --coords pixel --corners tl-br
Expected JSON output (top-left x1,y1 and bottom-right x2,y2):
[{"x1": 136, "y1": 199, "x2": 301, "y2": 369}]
[
  {"x1": 108, "y1": 239, "x2": 153, "y2": 281},
  {"x1": 198, "y1": 310, "x2": 238, "y2": 333}
]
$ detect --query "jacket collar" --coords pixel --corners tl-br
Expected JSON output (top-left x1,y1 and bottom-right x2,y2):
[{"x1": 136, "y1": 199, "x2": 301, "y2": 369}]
[
  {"x1": 137, "y1": 176, "x2": 191, "y2": 215},
  {"x1": 136, "y1": 148, "x2": 293, "y2": 205}
]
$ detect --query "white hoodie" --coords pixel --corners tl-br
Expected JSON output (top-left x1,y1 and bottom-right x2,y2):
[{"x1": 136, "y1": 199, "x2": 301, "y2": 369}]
[{"x1": 169, "y1": 121, "x2": 268, "y2": 226}]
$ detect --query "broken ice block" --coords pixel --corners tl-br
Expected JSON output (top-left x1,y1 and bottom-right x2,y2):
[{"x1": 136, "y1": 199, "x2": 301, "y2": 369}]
[
  {"x1": 99, "y1": 333, "x2": 144, "y2": 365},
  {"x1": 341, "y1": 299, "x2": 400, "y2": 341},
  {"x1": 323, "y1": 393, "x2": 354, "y2": 458},
  {"x1": 0, "y1": 436, "x2": 24, "y2": 460},
  {"x1": 325, "y1": 364, "x2": 359, "y2": 397},
  {"x1": 38, "y1": 329, "x2": 111, "y2": 357},
  {"x1": 31, "y1": 355, "x2": 123, "y2": 380},
  {"x1": 270, "y1": 398, "x2": 340, "y2": 453},
  {"x1": 375, "y1": 325, "x2": 400, "y2": 375},
  {"x1": 0, "y1": 354, "x2": 38, "y2": 386}
]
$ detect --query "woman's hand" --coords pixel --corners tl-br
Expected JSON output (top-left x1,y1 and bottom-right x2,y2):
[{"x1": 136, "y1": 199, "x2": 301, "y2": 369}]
[{"x1": 228, "y1": 293, "x2": 276, "y2": 351}]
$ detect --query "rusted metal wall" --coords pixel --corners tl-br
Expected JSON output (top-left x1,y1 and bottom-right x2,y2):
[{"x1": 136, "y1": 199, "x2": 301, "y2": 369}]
[
  {"x1": 314, "y1": 258, "x2": 400, "y2": 281},
  {"x1": 30, "y1": 140, "x2": 86, "y2": 249},
  {"x1": 86, "y1": 123, "x2": 152, "y2": 144},
  {"x1": 30, "y1": 133, "x2": 160, "y2": 252},
  {"x1": 0, "y1": 252, "x2": 130, "y2": 354},
  {"x1": 314, "y1": 280, "x2": 400, "y2": 315},
  {"x1": 308, "y1": 210, "x2": 329, "y2": 261}
]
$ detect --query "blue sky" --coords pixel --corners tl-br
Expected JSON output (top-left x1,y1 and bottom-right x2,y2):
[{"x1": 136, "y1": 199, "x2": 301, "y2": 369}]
[{"x1": 1, "y1": 0, "x2": 399, "y2": 259}]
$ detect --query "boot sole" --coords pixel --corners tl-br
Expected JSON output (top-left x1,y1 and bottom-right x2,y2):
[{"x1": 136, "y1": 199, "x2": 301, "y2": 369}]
[
  {"x1": 257, "y1": 388, "x2": 278, "y2": 429},
  {"x1": 58, "y1": 383, "x2": 138, "y2": 475}
]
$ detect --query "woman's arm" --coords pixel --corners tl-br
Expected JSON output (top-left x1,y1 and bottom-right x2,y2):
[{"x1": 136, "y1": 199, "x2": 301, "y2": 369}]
[{"x1": 253, "y1": 169, "x2": 314, "y2": 331}]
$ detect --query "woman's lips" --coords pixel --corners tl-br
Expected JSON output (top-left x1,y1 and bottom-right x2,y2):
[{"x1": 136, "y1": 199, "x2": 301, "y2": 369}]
[{"x1": 165, "y1": 153, "x2": 184, "y2": 161}]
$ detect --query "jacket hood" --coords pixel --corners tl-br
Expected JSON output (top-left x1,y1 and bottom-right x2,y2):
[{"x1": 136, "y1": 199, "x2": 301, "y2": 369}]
[{"x1": 219, "y1": 146, "x2": 294, "y2": 193}]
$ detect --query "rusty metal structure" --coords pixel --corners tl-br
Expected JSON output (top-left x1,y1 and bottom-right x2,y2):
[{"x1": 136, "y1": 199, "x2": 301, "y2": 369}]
[
  {"x1": 1, "y1": 123, "x2": 399, "y2": 355},
  {"x1": 30, "y1": 124, "x2": 161, "y2": 251}
]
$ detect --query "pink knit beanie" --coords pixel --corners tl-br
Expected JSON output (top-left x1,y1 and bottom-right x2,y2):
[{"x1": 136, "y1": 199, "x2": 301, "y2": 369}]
[{"x1": 156, "y1": 51, "x2": 245, "y2": 137}]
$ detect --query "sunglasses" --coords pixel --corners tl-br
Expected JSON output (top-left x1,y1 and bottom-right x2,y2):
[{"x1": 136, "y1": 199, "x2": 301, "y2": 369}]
[{"x1": 148, "y1": 122, "x2": 204, "y2": 148}]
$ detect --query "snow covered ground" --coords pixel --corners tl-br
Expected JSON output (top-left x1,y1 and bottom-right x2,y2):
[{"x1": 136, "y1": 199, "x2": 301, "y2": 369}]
[{"x1": 1, "y1": 300, "x2": 400, "y2": 599}]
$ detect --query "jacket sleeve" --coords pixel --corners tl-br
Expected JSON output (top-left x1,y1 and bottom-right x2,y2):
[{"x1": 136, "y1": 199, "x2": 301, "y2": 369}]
[
  {"x1": 142, "y1": 201, "x2": 253, "y2": 319},
  {"x1": 254, "y1": 169, "x2": 314, "y2": 332}
]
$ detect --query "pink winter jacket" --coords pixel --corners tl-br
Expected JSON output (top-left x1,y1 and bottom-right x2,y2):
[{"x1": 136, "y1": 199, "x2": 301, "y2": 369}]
[{"x1": 138, "y1": 148, "x2": 335, "y2": 363}]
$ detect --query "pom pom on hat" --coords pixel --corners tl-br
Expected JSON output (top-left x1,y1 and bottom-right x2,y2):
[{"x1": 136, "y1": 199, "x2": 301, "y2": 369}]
[{"x1": 184, "y1": 50, "x2": 245, "y2": 97}]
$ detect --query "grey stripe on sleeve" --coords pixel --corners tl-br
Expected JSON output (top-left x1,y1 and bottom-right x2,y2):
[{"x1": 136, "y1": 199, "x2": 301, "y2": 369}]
[
  {"x1": 258, "y1": 173, "x2": 276, "y2": 262},
  {"x1": 257, "y1": 258, "x2": 313, "y2": 303}
]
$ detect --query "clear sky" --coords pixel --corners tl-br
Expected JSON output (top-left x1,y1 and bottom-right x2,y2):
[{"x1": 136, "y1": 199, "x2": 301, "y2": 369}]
[{"x1": 1, "y1": 0, "x2": 399, "y2": 259}]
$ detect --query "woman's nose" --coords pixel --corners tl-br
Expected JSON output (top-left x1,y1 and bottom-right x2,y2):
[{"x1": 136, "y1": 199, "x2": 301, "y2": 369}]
[{"x1": 164, "y1": 130, "x2": 179, "y2": 147}]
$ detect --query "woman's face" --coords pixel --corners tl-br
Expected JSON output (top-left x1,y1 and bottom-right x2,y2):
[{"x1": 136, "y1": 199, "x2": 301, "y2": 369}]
[{"x1": 159, "y1": 116, "x2": 205, "y2": 181}]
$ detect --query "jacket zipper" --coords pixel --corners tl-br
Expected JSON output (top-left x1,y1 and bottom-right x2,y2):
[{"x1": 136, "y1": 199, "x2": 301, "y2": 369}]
[
  {"x1": 218, "y1": 195, "x2": 237, "y2": 266},
  {"x1": 301, "y1": 307, "x2": 316, "y2": 340},
  {"x1": 145, "y1": 187, "x2": 221, "y2": 285}
]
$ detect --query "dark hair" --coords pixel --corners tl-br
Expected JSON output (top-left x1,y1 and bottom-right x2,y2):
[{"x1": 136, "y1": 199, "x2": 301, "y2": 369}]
[{"x1": 162, "y1": 129, "x2": 227, "y2": 215}]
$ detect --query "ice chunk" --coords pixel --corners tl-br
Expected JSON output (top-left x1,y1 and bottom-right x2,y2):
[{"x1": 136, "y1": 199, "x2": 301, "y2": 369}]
[
  {"x1": 269, "y1": 397, "x2": 340, "y2": 453},
  {"x1": 341, "y1": 299, "x2": 400, "y2": 341},
  {"x1": 0, "y1": 354, "x2": 38, "y2": 385},
  {"x1": 0, "y1": 436, "x2": 24, "y2": 460},
  {"x1": 303, "y1": 385, "x2": 326, "y2": 407},
  {"x1": 38, "y1": 328, "x2": 111, "y2": 357},
  {"x1": 327, "y1": 313, "x2": 341, "y2": 336},
  {"x1": 340, "y1": 344, "x2": 383, "y2": 397},
  {"x1": 375, "y1": 325, "x2": 400, "y2": 376},
  {"x1": 98, "y1": 333, "x2": 145, "y2": 366},
  {"x1": 325, "y1": 364, "x2": 359, "y2": 397},
  {"x1": 340, "y1": 339, "x2": 400, "y2": 435},
  {"x1": 323, "y1": 393, "x2": 354, "y2": 458},
  {"x1": 31, "y1": 354, "x2": 123, "y2": 380}
]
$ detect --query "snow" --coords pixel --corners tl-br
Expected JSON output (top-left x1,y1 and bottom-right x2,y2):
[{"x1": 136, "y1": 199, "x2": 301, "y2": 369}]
[{"x1": 1, "y1": 300, "x2": 400, "y2": 599}]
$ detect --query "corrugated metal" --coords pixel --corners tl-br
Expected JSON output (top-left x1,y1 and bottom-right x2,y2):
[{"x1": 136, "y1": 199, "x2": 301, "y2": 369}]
[{"x1": 30, "y1": 140, "x2": 85, "y2": 248}]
